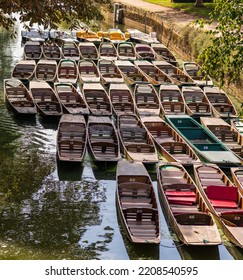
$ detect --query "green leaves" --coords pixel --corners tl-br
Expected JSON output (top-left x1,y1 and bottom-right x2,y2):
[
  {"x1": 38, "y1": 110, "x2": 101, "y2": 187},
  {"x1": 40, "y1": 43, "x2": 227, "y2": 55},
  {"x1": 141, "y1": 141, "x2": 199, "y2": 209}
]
[{"x1": 199, "y1": 0, "x2": 243, "y2": 86}]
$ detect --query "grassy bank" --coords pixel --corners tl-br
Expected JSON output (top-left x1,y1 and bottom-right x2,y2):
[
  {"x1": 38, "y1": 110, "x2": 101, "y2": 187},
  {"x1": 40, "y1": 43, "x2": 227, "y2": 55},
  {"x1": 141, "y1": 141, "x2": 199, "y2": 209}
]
[{"x1": 144, "y1": 0, "x2": 215, "y2": 19}]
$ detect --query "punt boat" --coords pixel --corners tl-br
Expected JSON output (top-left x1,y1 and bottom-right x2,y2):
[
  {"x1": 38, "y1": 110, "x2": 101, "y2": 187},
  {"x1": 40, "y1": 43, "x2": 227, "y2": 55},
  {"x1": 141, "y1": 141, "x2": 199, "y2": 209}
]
[
  {"x1": 117, "y1": 113, "x2": 158, "y2": 164},
  {"x1": 23, "y1": 41, "x2": 42, "y2": 60},
  {"x1": 57, "y1": 59, "x2": 78, "y2": 84},
  {"x1": 141, "y1": 116, "x2": 200, "y2": 165},
  {"x1": 99, "y1": 42, "x2": 118, "y2": 60},
  {"x1": 35, "y1": 59, "x2": 57, "y2": 82},
  {"x1": 116, "y1": 160, "x2": 160, "y2": 244},
  {"x1": 134, "y1": 44, "x2": 156, "y2": 60},
  {"x1": 4, "y1": 78, "x2": 37, "y2": 115},
  {"x1": 57, "y1": 114, "x2": 87, "y2": 162},
  {"x1": 157, "y1": 162, "x2": 221, "y2": 245},
  {"x1": 54, "y1": 82, "x2": 89, "y2": 115},
  {"x1": 87, "y1": 116, "x2": 120, "y2": 162},
  {"x1": 42, "y1": 42, "x2": 62, "y2": 60},
  {"x1": 194, "y1": 163, "x2": 243, "y2": 248},
  {"x1": 78, "y1": 59, "x2": 100, "y2": 83},
  {"x1": 98, "y1": 59, "x2": 124, "y2": 85},
  {"x1": 117, "y1": 42, "x2": 136, "y2": 61},
  {"x1": 61, "y1": 40, "x2": 80, "y2": 61},
  {"x1": 78, "y1": 42, "x2": 99, "y2": 61},
  {"x1": 151, "y1": 43, "x2": 178, "y2": 66},
  {"x1": 12, "y1": 60, "x2": 36, "y2": 81},
  {"x1": 165, "y1": 115, "x2": 241, "y2": 166}
]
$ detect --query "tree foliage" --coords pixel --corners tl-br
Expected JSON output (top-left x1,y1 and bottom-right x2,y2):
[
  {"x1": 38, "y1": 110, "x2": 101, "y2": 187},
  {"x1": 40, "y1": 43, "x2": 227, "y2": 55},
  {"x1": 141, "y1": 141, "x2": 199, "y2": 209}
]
[
  {"x1": 198, "y1": 0, "x2": 243, "y2": 86},
  {"x1": 0, "y1": 0, "x2": 111, "y2": 31}
]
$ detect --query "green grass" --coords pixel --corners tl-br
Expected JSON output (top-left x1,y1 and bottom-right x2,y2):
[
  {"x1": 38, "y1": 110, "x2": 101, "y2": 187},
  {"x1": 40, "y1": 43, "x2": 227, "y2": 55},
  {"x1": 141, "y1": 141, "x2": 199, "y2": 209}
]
[{"x1": 144, "y1": 0, "x2": 216, "y2": 19}]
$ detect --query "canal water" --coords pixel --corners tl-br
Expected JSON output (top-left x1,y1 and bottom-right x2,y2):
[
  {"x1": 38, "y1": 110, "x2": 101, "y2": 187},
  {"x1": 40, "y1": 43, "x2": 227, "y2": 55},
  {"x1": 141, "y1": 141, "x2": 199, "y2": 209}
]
[{"x1": 0, "y1": 23, "x2": 242, "y2": 260}]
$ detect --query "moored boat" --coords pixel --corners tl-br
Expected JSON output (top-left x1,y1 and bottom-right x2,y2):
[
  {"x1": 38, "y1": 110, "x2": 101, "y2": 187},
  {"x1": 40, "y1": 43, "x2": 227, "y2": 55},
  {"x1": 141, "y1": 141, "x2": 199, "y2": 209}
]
[
  {"x1": 134, "y1": 44, "x2": 156, "y2": 60},
  {"x1": 182, "y1": 86, "x2": 212, "y2": 117},
  {"x1": 157, "y1": 162, "x2": 221, "y2": 245},
  {"x1": 61, "y1": 40, "x2": 80, "y2": 61},
  {"x1": 231, "y1": 118, "x2": 243, "y2": 135},
  {"x1": 102, "y1": 29, "x2": 127, "y2": 44},
  {"x1": 87, "y1": 116, "x2": 120, "y2": 162},
  {"x1": 4, "y1": 78, "x2": 37, "y2": 115},
  {"x1": 152, "y1": 61, "x2": 194, "y2": 86},
  {"x1": 42, "y1": 42, "x2": 62, "y2": 60},
  {"x1": 117, "y1": 113, "x2": 158, "y2": 164},
  {"x1": 12, "y1": 60, "x2": 36, "y2": 81},
  {"x1": 183, "y1": 61, "x2": 213, "y2": 86},
  {"x1": 76, "y1": 29, "x2": 101, "y2": 43},
  {"x1": 29, "y1": 81, "x2": 63, "y2": 117},
  {"x1": 82, "y1": 82, "x2": 112, "y2": 116},
  {"x1": 23, "y1": 41, "x2": 42, "y2": 60},
  {"x1": 78, "y1": 59, "x2": 100, "y2": 83},
  {"x1": 98, "y1": 59, "x2": 124, "y2": 85},
  {"x1": 151, "y1": 43, "x2": 178, "y2": 66},
  {"x1": 117, "y1": 42, "x2": 136, "y2": 61},
  {"x1": 35, "y1": 59, "x2": 57, "y2": 82},
  {"x1": 204, "y1": 86, "x2": 238, "y2": 118},
  {"x1": 231, "y1": 167, "x2": 243, "y2": 196},
  {"x1": 194, "y1": 163, "x2": 243, "y2": 248},
  {"x1": 78, "y1": 42, "x2": 99, "y2": 61},
  {"x1": 141, "y1": 116, "x2": 200, "y2": 165},
  {"x1": 133, "y1": 83, "x2": 161, "y2": 116},
  {"x1": 109, "y1": 83, "x2": 136, "y2": 116},
  {"x1": 116, "y1": 160, "x2": 160, "y2": 244},
  {"x1": 159, "y1": 84, "x2": 186, "y2": 115},
  {"x1": 114, "y1": 60, "x2": 150, "y2": 86},
  {"x1": 57, "y1": 59, "x2": 78, "y2": 84},
  {"x1": 165, "y1": 114, "x2": 241, "y2": 166},
  {"x1": 200, "y1": 117, "x2": 243, "y2": 163},
  {"x1": 54, "y1": 82, "x2": 89, "y2": 115},
  {"x1": 99, "y1": 42, "x2": 118, "y2": 60},
  {"x1": 134, "y1": 60, "x2": 173, "y2": 86},
  {"x1": 127, "y1": 29, "x2": 159, "y2": 44},
  {"x1": 57, "y1": 114, "x2": 87, "y2": 162}
]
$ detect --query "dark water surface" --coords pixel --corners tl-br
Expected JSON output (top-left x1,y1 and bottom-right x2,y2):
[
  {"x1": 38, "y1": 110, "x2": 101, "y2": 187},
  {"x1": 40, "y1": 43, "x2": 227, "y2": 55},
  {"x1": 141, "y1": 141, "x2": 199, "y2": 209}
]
[{"x1": 0, "y1": 24, "x2": 242, "y2": 260}]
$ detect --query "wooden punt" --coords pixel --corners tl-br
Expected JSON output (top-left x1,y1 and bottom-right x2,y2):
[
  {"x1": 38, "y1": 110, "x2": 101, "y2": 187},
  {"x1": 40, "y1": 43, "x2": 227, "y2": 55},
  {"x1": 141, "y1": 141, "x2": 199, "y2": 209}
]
[
  {"x1": 109, "y1": 83, "x2": 136, "y2": 116},
  {"x1": 127, "y1": 29, "x2": 159, "y2": 44},
  {"x1": 114, "y1": 60, "x2": 149, "y2": 86},
  {"x1": 151, "y1": 43, "x2": 178, "y2": 66},
  {"x1": 116, "y1": 160, "x2": 160, "y2": 244},
  {"x1": 231, "y1": 168, "x2": 243, "y2": 196},
  {"x1": 152, "y1": 61, "x2": 194, "y2": 86},
  {"x1": 117, "y1": 42, "x2": 136, "y2": 61},
  {"x1": 134, "y1": 60, "x2": 173, "y2": 86},
  {"x1": 23, "y1": 41, "x2": 42, "y2": 60},
  {"x1": 183, "y1": 62, "x2": 213, "y2": 86},
  {"x1": 99, "y1": 42, "x2": 118, "y2": 60},
  {"x1": 82, "y1": 82, "x2": 112, "y2": 116},
  {"x1": 98, "y1": 59, "x2": 124, "y2": 85},
  {"x1": 159, "y1": 84, "x2": 186, "y2": 115},
  {"x1": 200, "y1": 117, "x2": 243, "y2": 163},
  {"x1": 87, "y1": 116, "x2": 120, "y2": 162},
  {"x1": 35, "y1": 59, "x2": 57, "y2": 82},
  {"x1": 4, "y1": 78, "x2": 37, "y2": 115},
  {"x1": 204, "y1": 86, "x2": 238, "y2": 118},
  {"x1": 141, "y1": 116, "x2": 200, "y2": 165},
  {"x1": 54, "y1": 82, "x2": 89, "y2": 115},
  {"x1": 117, "y1": 113, "x2": 158, "y2": 164},
  {"x1": 57, "y1": 114, "x2": 87, "y2": 162},
  {"x1": 133, "y1": 83, "x2": 161, "y2": 116},
  {"x1": 231, "y1": 119, "x2": 243, "y2": 135},
  {"x1": 61, "y1": 40, "x2": 80, "y2": 61},
  {"x1": 157, "y1": 162, "x2": 221, "y2": 245},
  {"x1": 78, "y1": 59, "x2": 100, "y2": 83},
  {"x1": 182, "y1": 86, "x2": 212, "y2": 117},
  {"x1": 78, "y1": 42, "x2": 99, "y2": 61},
  {"x1": 194, "y1": 163, "x2": 243, "y2": 248},
  {"x1": 42, "y1": 42, "x2": 62, "y2": 60},
  {"x1": 12, "y1": 60, "x2": 36, "y2": 81},
  {"x1": 57, "y1": 59, "x2": 78, "y2": 84},
  {"x1": 29, "y1": 81, "x2": 63, "y2": 117},
  {"x1": 165, "y1": 115, "x2": 241, "y2": 166},
  {"x1": 134, "y1": 44, "x2": 156, "y2": 60}
]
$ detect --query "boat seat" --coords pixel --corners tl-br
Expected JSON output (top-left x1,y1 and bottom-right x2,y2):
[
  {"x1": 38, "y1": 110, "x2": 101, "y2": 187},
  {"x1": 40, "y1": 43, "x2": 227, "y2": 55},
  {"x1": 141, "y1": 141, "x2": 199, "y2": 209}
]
[
  {"x1": 206, "y1": 185, "x2": 238, "y2": 209},
  {"x1": 162, "y1": 142, "x2": 187, "y2": 154},
  {"x1": 124, "y1": 208, "x2": 158, "y2": 222},
  {"x1": 162, "y1": 101, "x2": 185, "y2": 113},
  {"x1": 187, "y1": 102, "x2": 210, "y2": 113},
  {"x1": 220, "y1": 211, "x2": 243, "y2": 226},
  {"x1": 118, "y1": 182, "x2": 152, "y2": 198},
  {"x1": 175, "y1": 212, "x2": 212, "y2": 225},
  {"x1": 126, "y1": 143, "x2": 155, "y2": 153},
  {"x1": 170, "y1": 204, "x2": 199, "y2": 214}
]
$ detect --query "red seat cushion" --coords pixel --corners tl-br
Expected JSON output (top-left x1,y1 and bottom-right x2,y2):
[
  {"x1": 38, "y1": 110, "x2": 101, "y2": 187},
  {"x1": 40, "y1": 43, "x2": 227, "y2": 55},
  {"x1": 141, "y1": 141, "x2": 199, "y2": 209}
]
[
  {"x1": 167, "y1": 196, "x2": 197, "y2": 205},
  {"x1": 206, "y1": 185, "x2": 237, "y2": 201},
  {"x1": 209, "y1": 199, "x2": 238, "y2": 209},
  {"x1": 165, "y1": 191, "x2": 196, "y2": 197}
]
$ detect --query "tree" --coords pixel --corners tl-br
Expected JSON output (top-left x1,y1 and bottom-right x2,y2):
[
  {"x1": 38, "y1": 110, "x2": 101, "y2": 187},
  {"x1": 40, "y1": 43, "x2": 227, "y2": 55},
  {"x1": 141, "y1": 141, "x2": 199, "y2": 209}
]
[
  {"x1": 198, "y1": 0, "x2": 243, "y2": 86},
  {"x1": 0, "y1": 0, "x2": 111, "y2": 32}
]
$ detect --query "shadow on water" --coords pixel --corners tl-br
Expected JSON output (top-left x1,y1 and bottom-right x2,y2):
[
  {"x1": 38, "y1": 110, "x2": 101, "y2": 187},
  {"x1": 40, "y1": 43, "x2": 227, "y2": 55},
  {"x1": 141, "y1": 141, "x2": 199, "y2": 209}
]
[{"x1": 57, "y1": 160, "x2": 83, "y2": 181}]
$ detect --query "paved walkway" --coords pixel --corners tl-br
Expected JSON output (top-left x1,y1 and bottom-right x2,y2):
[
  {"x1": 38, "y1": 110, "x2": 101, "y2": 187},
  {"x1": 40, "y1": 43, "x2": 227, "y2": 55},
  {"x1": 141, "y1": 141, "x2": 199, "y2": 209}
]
[{"x1": 115, "y1": 0, "x2": 199, "y2": 28}]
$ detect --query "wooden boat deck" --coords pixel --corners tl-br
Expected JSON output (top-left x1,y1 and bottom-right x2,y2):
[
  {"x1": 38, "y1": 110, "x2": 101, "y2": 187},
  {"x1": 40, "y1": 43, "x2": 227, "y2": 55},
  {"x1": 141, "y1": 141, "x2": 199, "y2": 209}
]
[
  {"x1": 24, "y1": 41, "x2": 42, "y2": 60},
  {"x1": 135, "y1": 44, "x2": 156, "y2": 60},
  {"x1": 42, "y1": 43, "x2": 62, "y2": 60},
  {"x1": 57, "y1": 59, "x2": 78, "y2": 84},
  {"x1": 117, "y1": 42, "x2": 136, "y2": 60},
  {"x1": 151, "y1": 43, "x2": 177, "y2": 65},
  {"x1": 78, "y1": 60, "x2": 100, "y2": 83},
  {"x1": 12, "y1": 60, "x2": 36, "y2": 81},
  {"x1": 35, "y1": 60, "x2": 57, "y2": 82},
  {"x1": 61, "y1": 41, "x2": 80, "y2": 61},
  {"x1": 99, "y1": 42, "x2": 118, "y2": 60},
  {"x1": 98, "y1": 59, "x2": 124, "y2": 84},
  {"x1": 78, "y1": 42, "x2": 99, "y2": 60}
]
